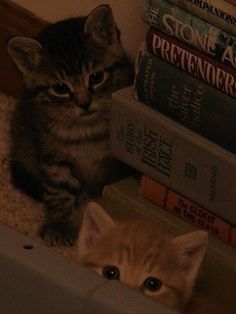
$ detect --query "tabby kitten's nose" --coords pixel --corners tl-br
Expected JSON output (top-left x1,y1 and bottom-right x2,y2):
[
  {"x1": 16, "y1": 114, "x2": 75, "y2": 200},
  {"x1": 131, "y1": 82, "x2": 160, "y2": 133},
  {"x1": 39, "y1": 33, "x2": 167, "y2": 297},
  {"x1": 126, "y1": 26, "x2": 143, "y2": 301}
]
[
  {"x1": 79, "y1": 100, "x2": 91, "y2": 110},
  {"x1": 75, "y1": 92, "x2": 91, "y2": 110}
]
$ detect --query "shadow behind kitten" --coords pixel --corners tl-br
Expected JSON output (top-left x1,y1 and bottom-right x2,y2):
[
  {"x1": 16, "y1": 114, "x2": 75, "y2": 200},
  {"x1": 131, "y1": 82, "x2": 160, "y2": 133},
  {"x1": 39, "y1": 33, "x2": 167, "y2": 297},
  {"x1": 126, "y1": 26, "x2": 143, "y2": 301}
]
[
  {"x1": 7, "y1": 5, "x2": 134, "y2": 246},
  {"x1": 77, "y1": 202, "x2": 209, "y2": 313}
]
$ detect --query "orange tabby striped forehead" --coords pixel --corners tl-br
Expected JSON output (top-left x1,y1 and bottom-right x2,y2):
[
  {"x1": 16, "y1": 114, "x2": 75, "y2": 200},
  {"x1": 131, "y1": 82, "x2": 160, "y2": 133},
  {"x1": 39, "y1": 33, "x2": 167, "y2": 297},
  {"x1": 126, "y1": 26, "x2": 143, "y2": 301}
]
[{"x1": 77, "y1": 202, "x2": 208, "y2": 312}]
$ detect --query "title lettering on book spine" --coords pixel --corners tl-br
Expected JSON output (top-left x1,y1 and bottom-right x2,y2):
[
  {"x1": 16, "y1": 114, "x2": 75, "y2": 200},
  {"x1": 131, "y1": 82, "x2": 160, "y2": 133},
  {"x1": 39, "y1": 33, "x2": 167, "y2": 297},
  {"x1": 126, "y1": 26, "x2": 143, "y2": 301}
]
[
  {"x1": 162, "y1": 189, "x2": 234, "y2": 244},
  {"x1": 174, "y1": 197, "x2": 220, "y2": 235},
  {"x1": 150, "y1": 31, "x2": 236, "y2": 98},
  {"x1": 185, "y1": 0, "x2": 236, "y2": 25},
  {"x1": 142, "y1": 57, "x2": 202, "y2": 131},
  {"x1": 145, "y1": 1, "x2": 236, "y2": 68},
  {"x1": 116, "y1": 122, "x2": 173, "y2": 178}
]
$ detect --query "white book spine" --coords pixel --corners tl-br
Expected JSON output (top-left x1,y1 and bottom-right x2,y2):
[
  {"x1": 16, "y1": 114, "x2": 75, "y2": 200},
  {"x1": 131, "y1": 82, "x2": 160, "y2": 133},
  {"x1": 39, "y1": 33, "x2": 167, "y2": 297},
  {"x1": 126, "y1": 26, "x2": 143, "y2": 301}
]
[{"x1": 110, "y1": 88, "x2": 236, "y2": 224}]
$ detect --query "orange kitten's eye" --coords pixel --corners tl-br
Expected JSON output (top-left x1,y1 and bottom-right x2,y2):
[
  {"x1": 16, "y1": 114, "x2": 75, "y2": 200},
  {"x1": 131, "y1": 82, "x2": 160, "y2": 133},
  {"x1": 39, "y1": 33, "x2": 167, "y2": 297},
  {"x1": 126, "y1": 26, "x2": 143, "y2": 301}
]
[
  {"x1": 143, "y1": 277, "x2": 162, "y2": 292},
  {"x1": 102, "y1": 266, "x2": 120, "y2": 280}
]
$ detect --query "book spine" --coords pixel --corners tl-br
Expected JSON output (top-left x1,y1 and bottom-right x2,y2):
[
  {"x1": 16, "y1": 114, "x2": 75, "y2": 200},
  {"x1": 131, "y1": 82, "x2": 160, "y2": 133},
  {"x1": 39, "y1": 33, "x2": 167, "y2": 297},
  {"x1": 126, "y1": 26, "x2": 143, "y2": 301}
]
[
  {"x1": 134, "y1": 48, "x2": 236, "y2": 154},
  {"x1": 144, "y1": 0, "x2": 236, "y2": 69},
  {"x1": 166, "y1": 0, "x2": 236, "y2": 36},
  {"x1": 146, "y1": 27, "x2": 236, "y2": 98},
  {"x1": 111, "y1": 88, "x2": 236, "y2": 224},
  {"x1": 140, "y1": 176, "x2": 236, "y2": 247}
]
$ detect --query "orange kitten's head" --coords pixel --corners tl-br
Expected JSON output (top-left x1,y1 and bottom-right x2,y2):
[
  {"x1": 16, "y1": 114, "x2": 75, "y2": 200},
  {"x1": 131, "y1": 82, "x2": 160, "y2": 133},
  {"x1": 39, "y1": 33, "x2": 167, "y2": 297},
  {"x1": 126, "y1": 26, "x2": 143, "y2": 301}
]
[{"x1": 77, "y1": 202, "x2": 208, "y2": 312}]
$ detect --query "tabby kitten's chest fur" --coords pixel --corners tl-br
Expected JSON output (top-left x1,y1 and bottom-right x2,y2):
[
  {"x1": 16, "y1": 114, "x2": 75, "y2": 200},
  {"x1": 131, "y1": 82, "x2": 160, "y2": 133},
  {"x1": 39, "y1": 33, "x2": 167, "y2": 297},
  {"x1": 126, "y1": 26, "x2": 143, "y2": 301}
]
[
  {"x1": 78, "y1": 202, "x2": 209, "y2": 313},
  {"x1": 8, "y1": 5, "x2": 134, "y2": 246}
]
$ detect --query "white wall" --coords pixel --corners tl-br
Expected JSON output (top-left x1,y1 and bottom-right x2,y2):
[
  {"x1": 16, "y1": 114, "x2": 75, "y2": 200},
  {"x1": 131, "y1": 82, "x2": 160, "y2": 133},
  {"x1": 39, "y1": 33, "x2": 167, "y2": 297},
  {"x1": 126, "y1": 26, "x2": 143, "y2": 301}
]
[{"x1": 12, "y1": 0, "x2": 148, "y2": 59}]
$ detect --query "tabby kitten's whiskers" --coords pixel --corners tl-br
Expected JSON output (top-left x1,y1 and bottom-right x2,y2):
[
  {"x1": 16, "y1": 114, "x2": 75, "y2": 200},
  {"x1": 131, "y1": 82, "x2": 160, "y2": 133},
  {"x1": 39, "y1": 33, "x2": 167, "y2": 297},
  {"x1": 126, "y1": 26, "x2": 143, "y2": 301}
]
[
  {"x1": 77, "y1": 202, "x2": 209, "y2": 313},
  {"x1": 8, "y1": 5, "x2": 134, "y2": 246}
]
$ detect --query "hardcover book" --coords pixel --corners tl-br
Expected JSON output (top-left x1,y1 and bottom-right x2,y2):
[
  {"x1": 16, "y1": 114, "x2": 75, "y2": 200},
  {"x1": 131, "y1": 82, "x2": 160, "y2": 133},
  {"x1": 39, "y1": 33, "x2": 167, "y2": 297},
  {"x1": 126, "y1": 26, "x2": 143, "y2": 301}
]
[
  {"x1": 139, "y1": 175, "x2": 236, "y2": 246},
  {"x1": 144, "y1": 0, "x2": 236, "y2": 69},
  {"x1": 134, "y1": 45, "x2": 236, "y2": 153},
  {"x1": 167, "y1": 0, "x2": 236, "y2": 36},
  {"x1": 146, "y1": 27, "x2": 236, "y2": 98},
  {"x1": 110, "y1": 87, "x2": 236, "y2": 223}
]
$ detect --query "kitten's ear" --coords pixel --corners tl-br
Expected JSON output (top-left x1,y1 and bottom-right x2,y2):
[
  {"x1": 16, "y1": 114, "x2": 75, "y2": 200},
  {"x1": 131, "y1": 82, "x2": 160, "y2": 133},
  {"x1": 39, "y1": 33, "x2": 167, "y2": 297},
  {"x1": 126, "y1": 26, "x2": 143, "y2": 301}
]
[
  {"x1": 7, "y1": 36, "x2": 43, "y2": 75},
  {"x1": 172, "y1": 231, "x2": 208, "y2": 285},
  {"x1": 78, "y1": 202, "x2": 116, "y2": 258},
  {"x1": 84, "y1": 5, "x2": 120, "y2": 46}
]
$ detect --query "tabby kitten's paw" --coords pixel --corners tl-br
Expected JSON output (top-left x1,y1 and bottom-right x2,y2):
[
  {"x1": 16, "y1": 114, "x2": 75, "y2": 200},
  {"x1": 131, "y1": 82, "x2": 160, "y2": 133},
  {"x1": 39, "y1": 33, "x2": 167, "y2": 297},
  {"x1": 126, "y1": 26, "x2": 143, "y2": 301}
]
[{"x1": 41, "y1": 222, "x2": 79, "y2": 246}]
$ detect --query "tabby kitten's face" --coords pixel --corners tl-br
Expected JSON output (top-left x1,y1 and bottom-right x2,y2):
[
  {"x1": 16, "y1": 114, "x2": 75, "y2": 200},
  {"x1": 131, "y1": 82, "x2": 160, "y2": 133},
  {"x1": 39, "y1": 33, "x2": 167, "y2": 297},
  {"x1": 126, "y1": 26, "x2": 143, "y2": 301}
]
[
  {"x1": 78, "y1": 202, "x2": 208, "y2": 312},
  {"x1": 8, "y1": 5, "x2": 134, "y2": 139}
]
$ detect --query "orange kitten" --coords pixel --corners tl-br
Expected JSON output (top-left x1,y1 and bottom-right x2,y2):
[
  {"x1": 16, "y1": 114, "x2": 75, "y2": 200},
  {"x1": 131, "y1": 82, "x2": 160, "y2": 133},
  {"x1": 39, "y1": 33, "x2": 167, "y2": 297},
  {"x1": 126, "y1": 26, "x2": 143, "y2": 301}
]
[{"x1": 77, "y1": 202, "x2": 209, "y2": 313}]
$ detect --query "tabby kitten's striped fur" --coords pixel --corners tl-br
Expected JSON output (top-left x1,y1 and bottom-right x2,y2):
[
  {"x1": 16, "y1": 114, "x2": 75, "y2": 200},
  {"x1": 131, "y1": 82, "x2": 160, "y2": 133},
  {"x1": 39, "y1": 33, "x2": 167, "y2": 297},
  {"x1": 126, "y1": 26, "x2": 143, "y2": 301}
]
[
  {"x1": 7, "y1": 5, "x2": 134, "y2": 246},
  {"x1": 78, "y1": 202, "x2": 209, "y2": 313}
]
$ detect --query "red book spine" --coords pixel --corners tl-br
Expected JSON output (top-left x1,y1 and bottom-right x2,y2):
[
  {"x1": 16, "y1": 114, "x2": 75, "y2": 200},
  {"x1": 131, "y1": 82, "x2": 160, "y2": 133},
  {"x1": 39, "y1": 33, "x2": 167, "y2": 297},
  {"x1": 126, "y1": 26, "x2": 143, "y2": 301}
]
[
  {"x1": 140, "y1": 176, "x2": 236, "y2": 248},
  {"x1": 146, "y1": 27, "x2": 236, "y2": 99}
]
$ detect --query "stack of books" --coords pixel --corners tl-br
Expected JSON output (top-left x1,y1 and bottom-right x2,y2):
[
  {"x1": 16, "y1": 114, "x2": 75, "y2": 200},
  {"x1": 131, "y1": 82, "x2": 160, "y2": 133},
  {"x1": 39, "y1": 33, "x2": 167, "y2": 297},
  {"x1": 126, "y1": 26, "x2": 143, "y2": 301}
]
[
  {"x1": 107, "y1": 0, "x2": 236, "y2": 248},
  {"x1": 138, "y1": 0, "x2": 236, "y2": 153}
]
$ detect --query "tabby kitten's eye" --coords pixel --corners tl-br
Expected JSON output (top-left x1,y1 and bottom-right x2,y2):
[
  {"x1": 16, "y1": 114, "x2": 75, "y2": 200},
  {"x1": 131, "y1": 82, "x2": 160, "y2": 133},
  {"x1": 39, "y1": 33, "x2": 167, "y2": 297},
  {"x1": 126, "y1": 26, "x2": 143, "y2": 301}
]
[
  {"x1": 102, "y1": 266, "x2": 120, "y2": 280},
  {"x1": 89, "y1": 71, "x2": 106, "y2": 87},
  {"x1": 143, "y1": 277, "x2": 162, "y2": 292},
  {"x1": 50, "y1": 83, "x2": 71, "y2": 96}
]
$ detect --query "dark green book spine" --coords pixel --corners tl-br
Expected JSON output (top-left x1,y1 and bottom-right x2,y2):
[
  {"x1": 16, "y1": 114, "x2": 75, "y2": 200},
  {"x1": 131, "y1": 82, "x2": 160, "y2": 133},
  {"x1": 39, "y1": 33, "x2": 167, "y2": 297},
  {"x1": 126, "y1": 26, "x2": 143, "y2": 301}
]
[{"x1": 135, "y1": 51, "x2": 236, "y2": 153}]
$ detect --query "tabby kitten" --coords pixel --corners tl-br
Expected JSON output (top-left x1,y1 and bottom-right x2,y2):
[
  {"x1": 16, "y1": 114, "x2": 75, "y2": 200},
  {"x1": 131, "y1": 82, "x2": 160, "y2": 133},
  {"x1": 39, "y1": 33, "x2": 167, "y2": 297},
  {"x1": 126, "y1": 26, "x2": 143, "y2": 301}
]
[
  {"x1": 77, "y1": 202, "x2": 209, "y2": 313},
  {"x1": 7, "y1": 5, "x2": 134, "y2": 246}
]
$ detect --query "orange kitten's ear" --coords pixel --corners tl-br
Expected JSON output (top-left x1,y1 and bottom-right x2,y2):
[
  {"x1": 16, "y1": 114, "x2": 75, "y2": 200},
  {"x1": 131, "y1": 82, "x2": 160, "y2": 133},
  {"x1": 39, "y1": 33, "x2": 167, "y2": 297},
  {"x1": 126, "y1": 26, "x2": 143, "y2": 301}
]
[
  {"x1": 7, "y1": 37, "x2": 43, "y2": 75},
  {"x1": 172, "y1": 231, "x2": 208, "y2": 285},
  {"x1": 78, "y1": 202, "x2": 116, "y2": 258}
]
